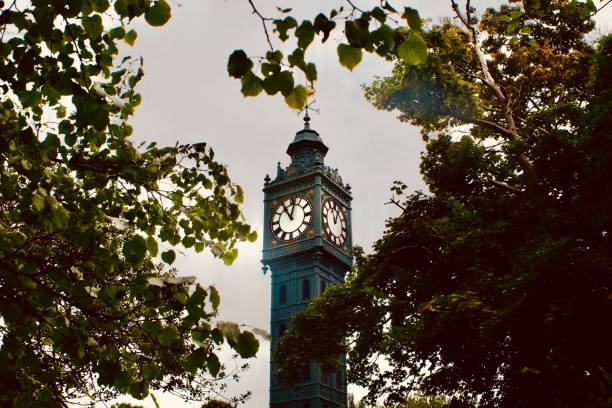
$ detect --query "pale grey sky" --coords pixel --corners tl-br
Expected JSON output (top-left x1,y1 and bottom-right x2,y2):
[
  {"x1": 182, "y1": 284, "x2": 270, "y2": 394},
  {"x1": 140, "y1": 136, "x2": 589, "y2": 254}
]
[{"x1": 107, "y1": 1, "x2": 611, "y2": 407}]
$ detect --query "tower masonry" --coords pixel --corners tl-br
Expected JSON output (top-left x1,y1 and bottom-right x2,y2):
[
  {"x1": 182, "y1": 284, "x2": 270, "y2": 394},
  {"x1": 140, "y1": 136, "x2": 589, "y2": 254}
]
[{"x1": 262, "y1": 115, "x2": 353, "y2": 408}]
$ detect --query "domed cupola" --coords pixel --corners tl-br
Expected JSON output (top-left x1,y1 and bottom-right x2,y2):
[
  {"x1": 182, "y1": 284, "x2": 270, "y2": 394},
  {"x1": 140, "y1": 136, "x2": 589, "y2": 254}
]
[{"x1": 286, "y1": 113, "x2": 328, "y2": 171}]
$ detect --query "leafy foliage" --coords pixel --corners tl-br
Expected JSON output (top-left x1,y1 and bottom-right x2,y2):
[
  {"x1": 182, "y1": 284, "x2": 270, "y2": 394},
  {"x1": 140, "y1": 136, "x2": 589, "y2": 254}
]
[
  {"x1": 200, "y1": 399, "x2": 235, "y2": 408},
  {"x1": 275, "y1": 1, "x2": 611, "y2": 407},
  {"x1": 229, "y1": 1, "x2": 430, "y2": 109},
  {"x1": 110, "y1": 403, "x2": 145, "y2": 408},
  {"x1": 0, "y1": 0, "x2": 258, "y2": 405}
]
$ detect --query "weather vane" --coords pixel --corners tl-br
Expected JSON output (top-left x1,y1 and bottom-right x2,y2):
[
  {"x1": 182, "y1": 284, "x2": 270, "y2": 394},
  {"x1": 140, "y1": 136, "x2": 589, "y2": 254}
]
[{"x1": 299, "y1": 98, "x2": 319, "y2": 129}]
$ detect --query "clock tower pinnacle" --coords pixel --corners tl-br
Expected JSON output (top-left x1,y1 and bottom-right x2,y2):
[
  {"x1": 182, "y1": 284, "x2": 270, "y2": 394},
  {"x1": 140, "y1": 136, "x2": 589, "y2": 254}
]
[{"x1": 263, "y1": 116, "x2": 352, "y2": 408}]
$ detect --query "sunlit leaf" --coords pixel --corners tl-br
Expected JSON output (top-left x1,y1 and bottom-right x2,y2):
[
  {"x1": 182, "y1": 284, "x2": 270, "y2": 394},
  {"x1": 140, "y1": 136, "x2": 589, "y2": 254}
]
[
  {"x1": 397, "y1": 32, "x2": 427, "y2": 65},
  {"x1": 337, "y1": 44, "x2": 362, "y2": 71}
]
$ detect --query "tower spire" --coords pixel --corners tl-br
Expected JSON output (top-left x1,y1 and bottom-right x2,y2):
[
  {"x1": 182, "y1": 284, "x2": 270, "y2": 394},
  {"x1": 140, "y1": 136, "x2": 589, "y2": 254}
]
[{"x1": 303, "y1": 107, "x2": 311, "y2": 130}]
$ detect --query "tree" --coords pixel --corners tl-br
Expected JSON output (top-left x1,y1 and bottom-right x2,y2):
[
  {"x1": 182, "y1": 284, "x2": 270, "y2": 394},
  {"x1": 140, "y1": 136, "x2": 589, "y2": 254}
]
[
  {"x1": 348, "y1": 393, "x2": 449, "y2": 408},
  {"x1": 0, "y1": 0, "x2": 259, "y2": 406},
  {"x1": 201, "y1": 399, "x2": 236, "y2": 408},
  {"x1": 110, "y1": 403, "x2": 145, "y2": 408},
  {"x1": 272, "y1": 1, "x2": 611, "y2": 407}
]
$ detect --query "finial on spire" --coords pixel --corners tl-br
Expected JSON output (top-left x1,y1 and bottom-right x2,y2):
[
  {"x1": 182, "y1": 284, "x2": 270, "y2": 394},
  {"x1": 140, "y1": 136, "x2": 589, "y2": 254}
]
[{"x1": 299, "y1": 98, "x2": 319, "y2": 130}]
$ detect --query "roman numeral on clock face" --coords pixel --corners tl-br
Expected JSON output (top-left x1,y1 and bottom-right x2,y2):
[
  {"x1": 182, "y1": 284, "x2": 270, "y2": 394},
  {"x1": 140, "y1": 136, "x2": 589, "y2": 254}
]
[
  {"x1": 270, "y1": 194, "x2": 313, "y2": 242},
  {"x1": 322, "y1": 197, "x2": 347, "y2": 247}
]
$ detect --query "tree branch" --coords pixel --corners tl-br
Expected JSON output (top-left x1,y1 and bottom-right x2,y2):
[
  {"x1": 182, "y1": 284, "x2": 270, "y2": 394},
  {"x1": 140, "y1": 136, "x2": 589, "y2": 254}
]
[
  {"x1": 450, "y1": 0, "x2": 538, "y2": 191},
  {"x1": 247, "y1": 0, "x2": 274, "y2": 51},
  {"x1": 490, "y1": 179, "x2": 520, "y2": 193},
  {"x1": 385, "y1": 197, "x2": 406, "y2": 212}
]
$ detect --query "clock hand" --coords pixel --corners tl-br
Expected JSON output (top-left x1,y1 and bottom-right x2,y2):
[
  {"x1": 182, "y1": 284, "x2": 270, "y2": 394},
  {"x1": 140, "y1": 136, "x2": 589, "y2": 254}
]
[
  {"x1": 281, "y1": 201, "x2": 293, "y2": 220},
  {"x1": 289, "y1": 197, "x2": 296, "y2": 217}
]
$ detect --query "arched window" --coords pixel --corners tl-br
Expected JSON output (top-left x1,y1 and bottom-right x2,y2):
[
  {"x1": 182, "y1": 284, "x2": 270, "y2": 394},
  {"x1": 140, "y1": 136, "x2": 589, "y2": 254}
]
[
  {"x1": 278, "y1": 322, "x2": 286, "y2": 338},
  {"x1": 320, "y1": 280, "x2": 326, "y2": 294},
  {"x1": 279, "y1": 284, "x2": 287, "y2": 305},
  {"x1": 302, "y1": 279, "x2": 310, "y2": 300}
]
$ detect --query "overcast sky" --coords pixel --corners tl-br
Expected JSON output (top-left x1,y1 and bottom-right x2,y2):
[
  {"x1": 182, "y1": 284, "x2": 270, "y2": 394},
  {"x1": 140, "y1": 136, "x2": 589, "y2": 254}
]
[{"x1": 107, "y1": 1, "x2": 611, "y2": 406}]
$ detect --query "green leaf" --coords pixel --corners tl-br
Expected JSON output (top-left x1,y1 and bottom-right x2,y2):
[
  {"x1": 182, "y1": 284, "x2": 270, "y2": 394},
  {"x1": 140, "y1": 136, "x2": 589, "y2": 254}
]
[
  {"x1": 402, "y1": 7, "x2": 421, "y2": 31},
  {"x1": 371, "y1": 7, "x2": 387, "y2": 23},
  {"x1": 82, "y1": 14, "x2": 103, "y2": 38},
  {"x1": 273, "y1": 16, "x2": 298, "y2": 42},
  {"x1": 158, "y1": 326, "x2": 179, "y2": 346},
  {"x1": 222, "y1": 248, "x2": 237, "y2": 265},
  {"x1": 109, "y1": 26, "x2": 125, "y2": 40},
  {"x1": 337, "y1": 44, "x2": 363, "y2": 71},
  {"x1": 263, "y1": 71, "x2": 294, "y2": 97},
  {"x1": 32, "y1": 194, "x2": 45, "y2": 212},
  {"x1": 173, "y1": 291, "x2": 188, "y2": 304},
  {"x1": 234, "y1": 185, "x2": 244, "y2": 204},
  {"x1": 161, "y1": 249, "x2": 176, "y2": 264},
  {"x1": 181, "y1": 236, "x2": 195, "y2": 248},
  {"x1": 114, "y1": 0, "x2": 128, "y2": 17},
  {"x1": 146, "y1": 236, "x2": 158, "y2": 257},
  {"x1": 295, "y1": 20, "x2": 315, "y2": 50},
  {"x1": 344, "y1": 20, "x2": 369, "y2": 47},
  {"x1": 235, "y1": 331, "x2": 259, "y2": 358},
  {"x1": 207, "y1": 354, "x2": 221, "y2": 377},
  {"x1": 123, "y1": 235, "x2": 147, "y2": 264},
  {"x1": 145, "y1": 0, "x2": 171, "y2": 27},
  {"x1": 313, "y1": 13, "x2": 336, "y2": 42},
  {"x1": 129, "y1": 381, "x2": 148, "y2": 399},
  {"x1": 397, "y1": 32, "x2": 428, "y2": 65},
  {"x1": 113, "y1": 371, "x2": 133, "y2": 389},
  {"x1": 92, "y1": 0, "x2": 110, "y2": 12},
  {"x1": 383, "y1": 1, "x2": 397, "y2": 13},
  {"x1": 21, "y1": 159, "x2": 32, "y2": 170},
  {"x1": 283, "y1": 85, "x2": 308, "y2": 110},
  {"x1": 143, "y1": 364, "x2": 161, "y2": 381},
  {"x1": 184, "y1": 348, "x2": 207, "y2": 374},
  {"x1": 246, "y1": 231, "x2": 258, "y2": 243},
  {"x1": 511, "y1": 9, "x2": 524, "y2": 19},
  {"x1": 288, "y1": 48, "x2": 306, "y2": 70},
  {"x1": 19, "y1": 90, "x2": 41, "y2": 108},
  {"x1": 209, "y1": 285, "x2": 220, "y2": 310},
  {"x1": 370, "y1": 25, "x2": 395, "y2": 55},
  {"x1": 266, "y1": 50, "x2": 283, "y2": 63},
  {"x1": 507, "y1": 21, "x2": 520, "y2": 34},
  {"x1": 240, "y1": 71, "x2": 263, "y2": 97},
  {"x1": 227, "y1": 50, "x2": 253, "y2": 78},
  {"x1": 305, "y1": 63, "x2": 317, "y2": 82},
  {"x1": 124, "y1": 29, "x2": 137, "y2": 46}
]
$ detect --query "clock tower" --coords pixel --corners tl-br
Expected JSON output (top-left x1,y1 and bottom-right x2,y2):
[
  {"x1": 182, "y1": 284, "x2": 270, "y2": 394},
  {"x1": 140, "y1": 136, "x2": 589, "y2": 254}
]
[{"x1": 262, "y1": 115, "x2": 352, "y2": 408}]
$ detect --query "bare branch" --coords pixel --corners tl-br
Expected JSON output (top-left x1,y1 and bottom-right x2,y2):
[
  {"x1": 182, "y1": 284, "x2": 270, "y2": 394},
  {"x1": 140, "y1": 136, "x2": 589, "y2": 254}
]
[
  {"x1": 590, "y1": 0, "x2": 612, "y2": 18},
  {"x1": 449, "y1": 0, "x2": 538, "y2": 190},
  {"x1": 247, "y1": 0, "x2": 274, "y2": 51},
  {"x1": 490, "y1": 179, "x2": 520, "y2": 193},
  {"x1": 385, "y1": 197, "x2": 406, "y2": 211}
]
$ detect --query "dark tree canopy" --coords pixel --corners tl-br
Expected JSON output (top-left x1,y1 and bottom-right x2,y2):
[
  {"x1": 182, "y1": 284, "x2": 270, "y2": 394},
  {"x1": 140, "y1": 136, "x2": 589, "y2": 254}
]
[
  {"x1": 1, "y1": 0, "x2": 258, "y2": 406},
  {"x1": 274, "y1": 1, "x2": 611, "y2": 407},
  {"x1": 200, "y1": 399, "x2": 236, "y2": 408}
]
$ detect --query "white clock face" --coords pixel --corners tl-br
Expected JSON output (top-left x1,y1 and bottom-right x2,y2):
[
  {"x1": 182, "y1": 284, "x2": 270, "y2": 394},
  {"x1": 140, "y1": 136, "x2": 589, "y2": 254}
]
[
  {"x1": 270, "y1": 195, "x2": 313, "y2": 242},
  {"x1": 322, "y1": 198, "x2": 347, "y2": 247}
]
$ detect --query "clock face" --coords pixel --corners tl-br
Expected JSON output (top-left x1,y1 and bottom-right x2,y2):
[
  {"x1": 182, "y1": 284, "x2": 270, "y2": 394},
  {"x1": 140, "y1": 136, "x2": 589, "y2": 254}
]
[
  {"x1": 322, "y1": 197, "x2": 347, "y2": 247},
  {"x1": 270, "y1": 195, "x2": 313, "y2": 242}
]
